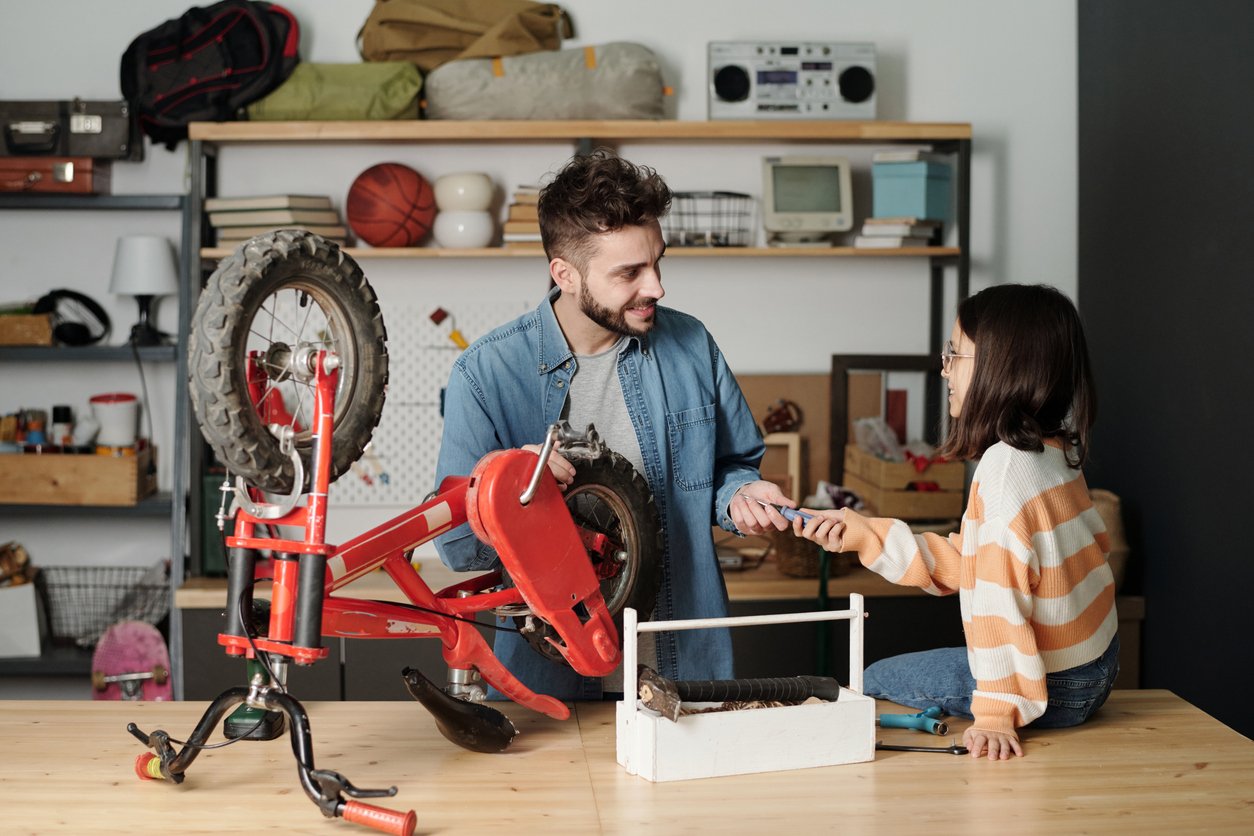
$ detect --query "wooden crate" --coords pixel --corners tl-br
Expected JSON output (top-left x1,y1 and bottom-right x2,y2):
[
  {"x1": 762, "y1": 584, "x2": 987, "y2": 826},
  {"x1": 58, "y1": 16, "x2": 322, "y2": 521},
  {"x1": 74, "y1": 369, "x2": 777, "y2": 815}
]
[
  {"x1": 0, "y1": 313, "x2": 53, "y2": 346},
  {"x1": 844, "y1": 445, "x2": 964, "y2": 520},
  {"x1": 843, "y1": 444, "x2": 964, "y2": 491},
  {"x1": 0, "y1": 446, "x2": 156, "y2": 506}
]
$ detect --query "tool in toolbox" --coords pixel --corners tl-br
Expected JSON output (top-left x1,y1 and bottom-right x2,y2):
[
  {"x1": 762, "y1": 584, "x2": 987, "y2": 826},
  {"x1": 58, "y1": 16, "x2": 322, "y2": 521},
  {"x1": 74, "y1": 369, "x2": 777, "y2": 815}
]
[
  {"x1": 637, "y1": 665, "x2": 842, "y2": 722},
  {"x1": 878, "y1": 705, "x2": 948, "y2": 735},
  {"x1": 1, "y1": 98, "x2": 142, "y2": 160}
]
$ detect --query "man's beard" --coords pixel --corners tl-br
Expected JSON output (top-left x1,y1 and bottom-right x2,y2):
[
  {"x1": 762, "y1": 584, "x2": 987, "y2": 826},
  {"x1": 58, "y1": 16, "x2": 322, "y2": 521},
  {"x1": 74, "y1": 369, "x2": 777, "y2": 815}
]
[{"x1": 578, "y1": 283, "x2": 656, "y2": 337}]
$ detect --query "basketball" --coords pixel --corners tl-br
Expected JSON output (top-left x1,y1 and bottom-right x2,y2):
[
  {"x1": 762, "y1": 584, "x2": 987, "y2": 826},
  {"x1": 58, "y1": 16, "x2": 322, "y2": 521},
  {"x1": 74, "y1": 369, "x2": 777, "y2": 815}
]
[{"x1": 346, "y1": 163, "x2": 437, "y2": 247}]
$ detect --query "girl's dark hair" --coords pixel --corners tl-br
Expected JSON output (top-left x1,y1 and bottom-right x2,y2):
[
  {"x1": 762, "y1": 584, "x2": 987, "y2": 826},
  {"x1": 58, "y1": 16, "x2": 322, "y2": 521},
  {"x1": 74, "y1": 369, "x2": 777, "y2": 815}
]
[
  {"x1": 939, "y1": 283, "x2": 1097, "y2": 468},
  {"x1": 538, "y1": 149, "x2": 671, "y2": 274}
]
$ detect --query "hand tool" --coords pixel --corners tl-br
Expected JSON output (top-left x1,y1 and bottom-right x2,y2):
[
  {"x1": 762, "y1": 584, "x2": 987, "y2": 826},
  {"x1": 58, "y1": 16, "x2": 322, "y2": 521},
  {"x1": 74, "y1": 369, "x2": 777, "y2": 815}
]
[
  {"x1": 637, "y1": 665, "x2": 841, "y2": 722},
  {"x1": 878, "y1": 705, "x2": 948, "y2": 735},
  {"x1": 751, "y1": 498, "x2": 814, "y2": 523},
  {"x1": 876, "y1": 739, "x2": 969, "y2": 755}
]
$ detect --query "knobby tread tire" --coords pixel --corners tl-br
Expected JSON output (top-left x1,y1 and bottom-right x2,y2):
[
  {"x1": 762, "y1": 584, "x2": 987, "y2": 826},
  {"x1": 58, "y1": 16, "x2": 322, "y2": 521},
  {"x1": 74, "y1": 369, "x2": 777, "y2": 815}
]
[{"x1": 188, "y1": 231, "x2": 388, "y2": 493}]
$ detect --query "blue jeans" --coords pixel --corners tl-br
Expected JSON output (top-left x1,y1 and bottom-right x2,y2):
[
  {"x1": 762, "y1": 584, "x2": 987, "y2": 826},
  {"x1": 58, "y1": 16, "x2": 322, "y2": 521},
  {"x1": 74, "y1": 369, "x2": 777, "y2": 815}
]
[{"x1": 863, "y1": 634, "x2": 1120, "y2": 729}]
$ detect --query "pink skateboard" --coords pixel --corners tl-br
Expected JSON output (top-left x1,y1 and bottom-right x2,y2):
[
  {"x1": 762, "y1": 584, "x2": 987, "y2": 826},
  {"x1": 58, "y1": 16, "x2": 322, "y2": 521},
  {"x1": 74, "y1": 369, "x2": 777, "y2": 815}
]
[{"x1": 91, "y1": 621, "x2": 172, "y2": 701}]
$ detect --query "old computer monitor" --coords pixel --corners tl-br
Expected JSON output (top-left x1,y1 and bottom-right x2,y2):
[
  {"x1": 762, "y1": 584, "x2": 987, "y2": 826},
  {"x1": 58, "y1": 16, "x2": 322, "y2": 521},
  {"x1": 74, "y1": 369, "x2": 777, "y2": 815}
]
[{"x1": 762, "y1": 155, "x2": 853, "y2": 246}]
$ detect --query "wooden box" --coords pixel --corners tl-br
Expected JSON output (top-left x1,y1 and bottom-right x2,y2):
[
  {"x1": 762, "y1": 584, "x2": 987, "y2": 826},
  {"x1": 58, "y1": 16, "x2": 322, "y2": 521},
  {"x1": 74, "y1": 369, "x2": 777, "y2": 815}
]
[
  {"x1": 844, "y1": 444, "x2": 964, "y2": 520},
  {"x1": 0, "y1": 446, "x2": 156, "y2": 506},
  {"x1": 617, "y1": 599, "x2": 875, "y2": 782},
  {"x1": 0, "y1": 156, "x2": 111, "y2": 194},
  {"x1": 0, "y1": 313, "x2": 53, "y2": 346}
]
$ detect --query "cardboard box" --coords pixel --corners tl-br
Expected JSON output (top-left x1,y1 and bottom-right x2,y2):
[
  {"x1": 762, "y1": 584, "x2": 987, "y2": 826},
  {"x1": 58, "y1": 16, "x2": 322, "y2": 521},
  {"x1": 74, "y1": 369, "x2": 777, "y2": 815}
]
[
  {"x1": 0, "y1": 579, "x2": 47, "y2": 658},
  {"x1": 617, "y1": 599, "x2": 875, "y2": 782},
  {"x1": 0, "y1": 446, "x2": 156, "y2": 506},
  {"x1": 0, "y1": 313, "x2": 53, "y2": 346},
  {"x1": 844, "y1": 444, "x2": 964, "y2": 520}
]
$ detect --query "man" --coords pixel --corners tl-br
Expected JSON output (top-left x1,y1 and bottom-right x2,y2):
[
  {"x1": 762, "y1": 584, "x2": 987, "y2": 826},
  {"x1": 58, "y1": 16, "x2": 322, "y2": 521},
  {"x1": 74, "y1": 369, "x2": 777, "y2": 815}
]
[{"x1": 434, "y1": 150, "x2": 793, "y2": 700}]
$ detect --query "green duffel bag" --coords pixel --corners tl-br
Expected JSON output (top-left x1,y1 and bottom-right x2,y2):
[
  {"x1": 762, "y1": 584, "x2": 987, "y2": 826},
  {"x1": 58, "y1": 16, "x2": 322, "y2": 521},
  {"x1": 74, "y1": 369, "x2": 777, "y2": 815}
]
[{"x1": 246, "y1": 62, "x2": 422, "y2": 121}]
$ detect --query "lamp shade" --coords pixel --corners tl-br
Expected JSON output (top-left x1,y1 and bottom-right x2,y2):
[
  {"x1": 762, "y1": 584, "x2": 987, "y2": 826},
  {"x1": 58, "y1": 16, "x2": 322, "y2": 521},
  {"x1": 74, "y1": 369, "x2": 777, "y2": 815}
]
[{"x1": 109, "y1": 235, "x2": 179, "y2": 297}]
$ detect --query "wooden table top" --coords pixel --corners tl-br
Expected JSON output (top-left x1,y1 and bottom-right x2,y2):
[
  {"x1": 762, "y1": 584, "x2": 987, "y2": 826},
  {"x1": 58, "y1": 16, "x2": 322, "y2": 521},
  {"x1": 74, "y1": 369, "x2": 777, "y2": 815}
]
[{"x1": 2, "y1": 690, "x2": 1249, "y2": 834}]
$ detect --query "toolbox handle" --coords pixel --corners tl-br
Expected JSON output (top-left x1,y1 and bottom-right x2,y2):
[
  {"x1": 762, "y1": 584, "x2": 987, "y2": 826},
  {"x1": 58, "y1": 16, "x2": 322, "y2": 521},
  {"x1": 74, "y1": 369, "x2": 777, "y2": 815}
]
[{"x1": 5, "y1": 120, "x2": 60, "y2": 154}]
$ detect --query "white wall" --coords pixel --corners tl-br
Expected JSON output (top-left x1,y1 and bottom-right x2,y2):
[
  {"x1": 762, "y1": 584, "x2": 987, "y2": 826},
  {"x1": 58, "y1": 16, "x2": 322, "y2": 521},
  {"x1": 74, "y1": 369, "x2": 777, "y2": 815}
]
[{"x1": 0, "y1": 0, "x2": 1076, "y2": 562}]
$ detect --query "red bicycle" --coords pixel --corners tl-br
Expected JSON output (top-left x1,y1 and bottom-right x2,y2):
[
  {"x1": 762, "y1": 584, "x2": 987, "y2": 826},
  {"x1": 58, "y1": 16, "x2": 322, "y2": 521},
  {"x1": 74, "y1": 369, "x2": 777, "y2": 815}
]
[{"x1": 127, "y1": 231, "x2": 662, "y2": 835}]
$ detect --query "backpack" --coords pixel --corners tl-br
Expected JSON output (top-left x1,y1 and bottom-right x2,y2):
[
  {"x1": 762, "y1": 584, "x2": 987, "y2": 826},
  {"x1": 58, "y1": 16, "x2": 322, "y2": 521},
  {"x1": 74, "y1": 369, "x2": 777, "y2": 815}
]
[{"x1": 121, "y1": 1, "x2": 300, "y2": 149}]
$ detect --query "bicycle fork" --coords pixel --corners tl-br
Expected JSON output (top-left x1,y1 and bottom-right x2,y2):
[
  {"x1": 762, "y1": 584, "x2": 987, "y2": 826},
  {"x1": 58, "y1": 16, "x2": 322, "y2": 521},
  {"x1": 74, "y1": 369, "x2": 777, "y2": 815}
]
[{"x1": 128, "y1": 680, "x2": 416, "y2": 836}]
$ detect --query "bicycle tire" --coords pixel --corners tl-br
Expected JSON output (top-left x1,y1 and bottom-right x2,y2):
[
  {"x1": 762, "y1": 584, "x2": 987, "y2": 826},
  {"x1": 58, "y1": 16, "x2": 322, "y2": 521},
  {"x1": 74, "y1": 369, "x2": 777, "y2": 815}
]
[
  {"x1": 517, "y1": 449, "x2": 663, "y2": 666},
  {"x1": 189, "y1": 231, "x2": 388, "y2": 493}
]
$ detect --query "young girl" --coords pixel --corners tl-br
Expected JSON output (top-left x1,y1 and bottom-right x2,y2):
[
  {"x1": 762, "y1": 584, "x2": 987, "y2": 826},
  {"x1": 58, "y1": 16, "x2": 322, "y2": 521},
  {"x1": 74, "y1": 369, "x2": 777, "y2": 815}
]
[{"x1": 797, "y1": 284, "x2": 1118, "y2": 760}]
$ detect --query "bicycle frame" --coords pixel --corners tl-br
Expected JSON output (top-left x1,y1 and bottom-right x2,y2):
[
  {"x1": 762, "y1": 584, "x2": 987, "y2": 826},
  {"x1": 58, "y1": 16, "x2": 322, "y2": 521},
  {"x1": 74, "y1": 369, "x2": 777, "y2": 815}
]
[{"x1": 219, "y1": 349, "x2": 622, "y2": 721}]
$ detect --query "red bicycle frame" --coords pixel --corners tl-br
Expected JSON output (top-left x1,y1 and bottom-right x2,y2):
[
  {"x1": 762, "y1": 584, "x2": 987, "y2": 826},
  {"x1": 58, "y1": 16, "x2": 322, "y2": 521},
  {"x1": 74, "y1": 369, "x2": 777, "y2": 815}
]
[{"x1": 220, "y1": 350, "x2": 622, "y2": 721}]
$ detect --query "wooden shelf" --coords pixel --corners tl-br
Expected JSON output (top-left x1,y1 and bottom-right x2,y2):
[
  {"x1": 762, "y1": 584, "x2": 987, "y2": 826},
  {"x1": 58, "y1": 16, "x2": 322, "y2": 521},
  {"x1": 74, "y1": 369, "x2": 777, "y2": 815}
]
[
  {"x1": 189, "y1": 120, "x2": 972, "y2": 144},
  {"x1": 202, "y1": 245, "x2": 960, "y2": 261}
]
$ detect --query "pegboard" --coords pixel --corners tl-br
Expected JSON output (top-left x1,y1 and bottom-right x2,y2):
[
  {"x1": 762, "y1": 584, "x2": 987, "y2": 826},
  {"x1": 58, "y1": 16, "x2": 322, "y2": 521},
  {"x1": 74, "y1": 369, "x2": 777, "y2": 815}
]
[{"x1": 328, "y1": 298, "x2": 533, "y2": 507}]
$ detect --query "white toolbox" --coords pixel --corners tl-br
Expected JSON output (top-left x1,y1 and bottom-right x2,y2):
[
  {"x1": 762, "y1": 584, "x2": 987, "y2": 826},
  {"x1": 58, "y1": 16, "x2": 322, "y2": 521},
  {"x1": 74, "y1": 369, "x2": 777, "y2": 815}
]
[{"x1": 616, "y1": 593, "x2": 875, "y2": 782}]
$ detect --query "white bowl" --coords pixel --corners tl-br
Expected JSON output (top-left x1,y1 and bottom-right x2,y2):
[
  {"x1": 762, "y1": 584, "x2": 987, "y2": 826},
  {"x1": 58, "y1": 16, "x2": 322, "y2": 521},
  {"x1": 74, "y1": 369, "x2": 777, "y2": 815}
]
[
  {"x1": 434, "y1": 172, "x2": 494, "y2": 212},
  {"x1": 433, "y1": 210, "x2": 495, "y2": 249}
]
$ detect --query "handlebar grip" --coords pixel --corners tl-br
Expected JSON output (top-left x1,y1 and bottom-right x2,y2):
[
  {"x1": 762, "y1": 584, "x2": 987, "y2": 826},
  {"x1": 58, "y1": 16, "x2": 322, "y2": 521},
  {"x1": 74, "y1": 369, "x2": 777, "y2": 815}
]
[
  {"x1": 341, "y1": 801, "x2": 416, "y2": 836},
  {"x1": 134, "y1": 752, "x2": 165, "y2": 781}
]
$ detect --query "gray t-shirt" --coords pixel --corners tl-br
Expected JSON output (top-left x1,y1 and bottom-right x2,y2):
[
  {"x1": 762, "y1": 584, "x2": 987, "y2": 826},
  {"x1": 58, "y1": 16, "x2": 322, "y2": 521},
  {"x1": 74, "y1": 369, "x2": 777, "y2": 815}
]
[{"x1": 564, "y1": 336, "x2": 655, "y2": 691}]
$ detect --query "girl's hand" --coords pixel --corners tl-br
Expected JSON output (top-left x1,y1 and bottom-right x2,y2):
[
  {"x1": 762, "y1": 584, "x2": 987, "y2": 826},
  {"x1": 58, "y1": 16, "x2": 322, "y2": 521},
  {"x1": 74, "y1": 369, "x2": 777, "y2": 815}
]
[
  {"x1": 793, "y1": 509, "x2": 846, "y2": 552},
  {"x1": 963, "y1": 727, "x2": 1024, "y2": 760},
  {"x1": 520, "y1": 443, "x2": 576, "y2": 490}
]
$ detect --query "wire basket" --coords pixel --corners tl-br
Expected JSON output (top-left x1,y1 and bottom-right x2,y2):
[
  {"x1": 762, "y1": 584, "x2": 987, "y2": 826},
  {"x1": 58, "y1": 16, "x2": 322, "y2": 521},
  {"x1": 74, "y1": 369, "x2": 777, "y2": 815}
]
[
  {"x1": 663, "y1": 191, "x2": 755, "y2": 247},
  {"x1": 42, "y1": 561, "x2": 170, "y2": 647}
]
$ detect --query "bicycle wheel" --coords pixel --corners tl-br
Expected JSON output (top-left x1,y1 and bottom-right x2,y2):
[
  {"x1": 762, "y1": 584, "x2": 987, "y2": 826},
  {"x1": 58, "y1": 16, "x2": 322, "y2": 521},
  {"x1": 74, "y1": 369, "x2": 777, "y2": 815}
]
[
  {"x1": 516, "y1": 443, "x2": 663, "y2": 666},
  {"x1": 189, "y1": 231, "x2": 388, "y2": 494}
]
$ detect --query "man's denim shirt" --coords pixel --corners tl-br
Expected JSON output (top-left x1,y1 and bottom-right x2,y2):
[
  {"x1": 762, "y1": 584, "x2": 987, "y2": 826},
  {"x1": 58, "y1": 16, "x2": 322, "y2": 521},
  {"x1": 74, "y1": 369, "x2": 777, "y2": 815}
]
[{"x1": 434, "y1": 288, "x2": 765, "y2": 700}]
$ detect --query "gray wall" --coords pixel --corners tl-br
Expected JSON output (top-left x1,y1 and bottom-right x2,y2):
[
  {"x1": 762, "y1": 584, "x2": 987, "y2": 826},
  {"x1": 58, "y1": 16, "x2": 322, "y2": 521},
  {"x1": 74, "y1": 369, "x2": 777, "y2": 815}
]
[{"x1": 1078, "y1": 0, "x2": 1254, "y2": 739}]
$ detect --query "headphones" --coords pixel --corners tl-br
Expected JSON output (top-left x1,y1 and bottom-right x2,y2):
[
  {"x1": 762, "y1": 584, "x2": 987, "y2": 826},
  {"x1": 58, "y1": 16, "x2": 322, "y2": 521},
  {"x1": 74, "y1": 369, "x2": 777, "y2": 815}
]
[{"x1": 32, "y1": 289, "x2": 111, "y2": 346}]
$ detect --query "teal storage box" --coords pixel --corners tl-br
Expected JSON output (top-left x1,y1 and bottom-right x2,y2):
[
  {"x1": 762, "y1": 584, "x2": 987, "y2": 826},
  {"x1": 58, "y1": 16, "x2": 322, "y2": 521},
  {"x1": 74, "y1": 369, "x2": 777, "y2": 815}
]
[{"x1": 872, "y1": 161, "x2": 953, "y2": 221}]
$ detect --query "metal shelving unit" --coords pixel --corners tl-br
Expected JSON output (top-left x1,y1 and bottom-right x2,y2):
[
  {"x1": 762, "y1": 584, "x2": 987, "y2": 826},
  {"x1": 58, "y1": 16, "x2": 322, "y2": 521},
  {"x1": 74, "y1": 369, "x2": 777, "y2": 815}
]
[{"x1": 0, "y1": 192, "x2": 191, "y2": 679}]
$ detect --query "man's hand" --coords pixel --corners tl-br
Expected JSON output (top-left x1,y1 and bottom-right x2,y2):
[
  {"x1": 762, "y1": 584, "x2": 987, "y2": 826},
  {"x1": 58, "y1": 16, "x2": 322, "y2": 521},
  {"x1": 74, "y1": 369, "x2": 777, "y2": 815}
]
[
  {"x1": 729, "y1": 480, "x2": 794, "y2": 535},
  {"x1": 794, "y1": 509, "x2": 847, "y2": 552},
  {"x1": 520, "y1": 442, "x2": 576, "y2": 490},
  {"x1": 963, "y1": 726, "x2": 1024, "y2": 760}
]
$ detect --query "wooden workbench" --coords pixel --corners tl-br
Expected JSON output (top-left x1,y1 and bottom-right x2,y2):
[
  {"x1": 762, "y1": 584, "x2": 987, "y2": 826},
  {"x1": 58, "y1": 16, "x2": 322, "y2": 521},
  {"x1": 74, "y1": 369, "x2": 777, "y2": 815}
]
[{"x1": 3, "y1": 691, "x2": 1250, "y2": 833}]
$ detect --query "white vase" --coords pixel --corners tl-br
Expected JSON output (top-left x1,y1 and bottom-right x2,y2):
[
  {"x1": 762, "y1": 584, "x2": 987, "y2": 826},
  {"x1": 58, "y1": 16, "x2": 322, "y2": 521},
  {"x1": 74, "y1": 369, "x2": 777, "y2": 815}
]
[
  {"x1": 434, "y1": 172, "x2": 494, "y2": 212},
  {"x1": 433, "y1": 210, "x2": 495, "y2": 248}
]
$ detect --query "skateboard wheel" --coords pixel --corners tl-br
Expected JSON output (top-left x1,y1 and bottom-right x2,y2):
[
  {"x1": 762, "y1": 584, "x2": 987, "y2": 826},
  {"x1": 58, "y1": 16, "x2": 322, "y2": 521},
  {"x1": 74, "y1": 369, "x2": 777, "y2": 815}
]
[
  {"x1": 153, "y1": 665, "x2": 169, "y2": 685},
  {"x1": 91, "y1": 671, "x2": 107, "y2": 691}
]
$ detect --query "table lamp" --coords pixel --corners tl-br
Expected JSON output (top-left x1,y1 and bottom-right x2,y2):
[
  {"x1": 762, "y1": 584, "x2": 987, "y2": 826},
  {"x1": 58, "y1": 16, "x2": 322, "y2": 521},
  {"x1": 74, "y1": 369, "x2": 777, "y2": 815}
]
[{"x1": 109, "y1": 235, "x2": 179, "y2": 346}]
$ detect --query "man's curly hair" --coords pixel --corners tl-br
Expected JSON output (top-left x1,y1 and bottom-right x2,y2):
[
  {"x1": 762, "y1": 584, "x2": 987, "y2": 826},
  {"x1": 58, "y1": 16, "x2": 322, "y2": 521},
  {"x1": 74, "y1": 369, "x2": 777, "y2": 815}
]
[{"x1": 538, "y1": 149, "x2": 671, "y2": 274}]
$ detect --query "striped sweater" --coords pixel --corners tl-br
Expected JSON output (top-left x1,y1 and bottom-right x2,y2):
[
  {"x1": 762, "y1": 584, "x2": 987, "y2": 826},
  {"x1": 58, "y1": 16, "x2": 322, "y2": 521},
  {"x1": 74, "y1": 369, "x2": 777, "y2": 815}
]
[{"x1": 843, "y1": 440, "x2": 1118, "y2": 737}]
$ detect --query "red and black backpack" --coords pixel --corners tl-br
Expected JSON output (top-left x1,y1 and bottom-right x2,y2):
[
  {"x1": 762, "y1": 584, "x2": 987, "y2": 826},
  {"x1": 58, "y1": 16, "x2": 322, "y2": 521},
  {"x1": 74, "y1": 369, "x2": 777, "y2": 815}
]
[{"x1": 121, "y1": 1, "x2": 299, "y2": 149}]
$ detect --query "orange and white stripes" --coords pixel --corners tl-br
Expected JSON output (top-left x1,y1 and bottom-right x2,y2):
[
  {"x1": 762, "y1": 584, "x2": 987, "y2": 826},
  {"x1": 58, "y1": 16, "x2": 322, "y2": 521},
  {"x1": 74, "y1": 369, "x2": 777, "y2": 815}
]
[{"x1": 842, "y1": 440, "x2": 1117, "y2": 737}]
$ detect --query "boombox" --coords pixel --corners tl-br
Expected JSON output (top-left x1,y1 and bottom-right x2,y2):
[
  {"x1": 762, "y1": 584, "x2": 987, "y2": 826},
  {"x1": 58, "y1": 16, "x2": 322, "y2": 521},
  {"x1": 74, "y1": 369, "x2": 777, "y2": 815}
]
[{"x1": 708, "y1": 41, "x2": 876, "y2": 120}]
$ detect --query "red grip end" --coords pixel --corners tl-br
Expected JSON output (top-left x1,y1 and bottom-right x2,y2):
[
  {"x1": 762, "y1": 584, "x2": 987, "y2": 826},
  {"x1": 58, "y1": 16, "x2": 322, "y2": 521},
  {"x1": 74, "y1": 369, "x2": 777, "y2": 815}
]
[
  {"x1": 134, "y1": 752, "x2": 161, "y2": 781},
  {"x1": 342, "y1": 801, "x2": 416, "y2": 836},
  {"x1": 429, "y1": 307, "x2": 448, "y2": 325}
]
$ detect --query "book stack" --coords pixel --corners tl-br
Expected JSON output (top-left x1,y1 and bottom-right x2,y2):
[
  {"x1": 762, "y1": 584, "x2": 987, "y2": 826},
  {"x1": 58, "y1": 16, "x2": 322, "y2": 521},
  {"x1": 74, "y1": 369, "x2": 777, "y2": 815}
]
[
  {"x1": 853, "y1": 216, "x2": 941, "y2": 249},
  {"x1": 501, "y1": 185, "x2": 543, "y2": 250},
  {"x1": 206, "y1": 194, "x2": 349, "y2": 247}
]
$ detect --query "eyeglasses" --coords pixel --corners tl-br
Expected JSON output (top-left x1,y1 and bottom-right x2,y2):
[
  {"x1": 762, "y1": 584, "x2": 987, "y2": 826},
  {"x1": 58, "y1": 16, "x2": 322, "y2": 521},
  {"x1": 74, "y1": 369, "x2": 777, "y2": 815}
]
[{"x1": 941, "y1": 340, "x2": 974, "y2": 373}]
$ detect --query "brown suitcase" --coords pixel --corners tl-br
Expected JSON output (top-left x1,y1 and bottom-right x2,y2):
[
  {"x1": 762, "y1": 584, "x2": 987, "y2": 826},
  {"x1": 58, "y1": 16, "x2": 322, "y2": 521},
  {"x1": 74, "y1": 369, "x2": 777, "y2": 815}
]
[{"x1": 0, "y1": 157, "x2": 111, "y2": 194}]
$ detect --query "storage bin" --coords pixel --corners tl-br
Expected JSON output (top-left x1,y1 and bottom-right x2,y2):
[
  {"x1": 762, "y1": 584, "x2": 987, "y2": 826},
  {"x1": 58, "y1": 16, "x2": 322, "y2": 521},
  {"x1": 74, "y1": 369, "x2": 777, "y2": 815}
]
[
  {"x1": 42, "y1": 561, "x2": 169, "y2": 647},
  {"x1": 0, "y1": 445, "x2": 156, "y2": 506},
  {"x1": 843, "y1": 444, "x2": 964, "y2": 520},
  {"x1": 872, "y1": 160, "x2": 952, "y2": 221}
]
